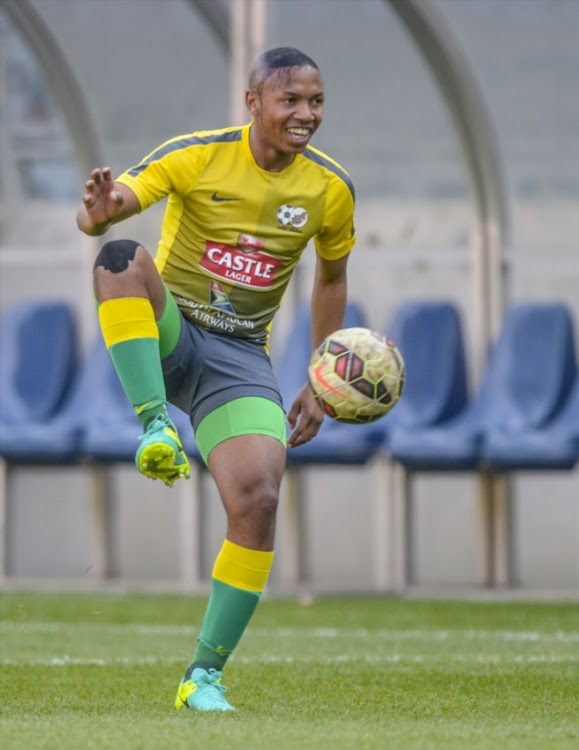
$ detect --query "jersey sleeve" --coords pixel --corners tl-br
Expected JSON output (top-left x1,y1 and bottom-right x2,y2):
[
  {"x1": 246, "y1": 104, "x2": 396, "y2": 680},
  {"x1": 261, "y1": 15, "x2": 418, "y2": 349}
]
[
  {"x1": 314, "y1": 173, "x2": 356, "y2": 261},
  {"x1": 115, "y1": 135, "x2": 205, "y2": 211}
]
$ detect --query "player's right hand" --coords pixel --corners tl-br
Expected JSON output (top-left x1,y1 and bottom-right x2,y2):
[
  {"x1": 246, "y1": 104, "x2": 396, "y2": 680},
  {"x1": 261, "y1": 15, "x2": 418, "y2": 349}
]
[{"x1": 82, "y1": 167, "x2": 124, "y2": 226}]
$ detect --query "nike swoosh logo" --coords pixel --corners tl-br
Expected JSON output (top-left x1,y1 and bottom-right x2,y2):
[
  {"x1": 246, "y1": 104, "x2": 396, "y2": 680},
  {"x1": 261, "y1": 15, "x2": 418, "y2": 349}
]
[{"x1": 211, "y1": 192, "x2": 240, "y2": 202}]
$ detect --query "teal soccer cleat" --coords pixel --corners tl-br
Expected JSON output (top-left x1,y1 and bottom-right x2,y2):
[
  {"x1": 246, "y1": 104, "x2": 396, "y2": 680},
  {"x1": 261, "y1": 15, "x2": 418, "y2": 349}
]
[
  {"x1": 135, "y1": 414, "x2": 190, "y2": 487},
  {"x1": 175, "y1": 667, "x2": 235, "y2": 712}
]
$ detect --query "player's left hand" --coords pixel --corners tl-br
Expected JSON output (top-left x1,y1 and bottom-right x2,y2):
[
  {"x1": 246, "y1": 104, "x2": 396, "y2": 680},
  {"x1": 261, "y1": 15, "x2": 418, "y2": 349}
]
[{"x1": 287, "y1": 383, "x2": 324, "y2": 448}]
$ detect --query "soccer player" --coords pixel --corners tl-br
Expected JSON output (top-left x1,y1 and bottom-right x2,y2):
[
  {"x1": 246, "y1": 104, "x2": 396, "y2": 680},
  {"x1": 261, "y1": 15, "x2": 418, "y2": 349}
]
[{"x1": 76, "y1": 47, "x2": 356, "y2": 712}]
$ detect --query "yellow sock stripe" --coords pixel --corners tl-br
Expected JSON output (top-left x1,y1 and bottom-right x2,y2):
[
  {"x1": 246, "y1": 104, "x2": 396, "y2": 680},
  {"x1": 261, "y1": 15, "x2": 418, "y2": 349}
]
[
  {"x1": 98, "y1": 297, "x2": 159, "y2": 347},
  {"x1": 212, "y1": 539, "x2": 274, "y2": 592}
]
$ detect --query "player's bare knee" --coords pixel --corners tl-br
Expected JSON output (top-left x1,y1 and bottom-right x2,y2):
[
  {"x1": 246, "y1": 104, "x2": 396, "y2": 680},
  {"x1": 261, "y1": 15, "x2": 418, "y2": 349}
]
[
  {"x1": 254, "y1": 484, "x2": 280, "y2": 530},
  {"x1": 93, "y1": 239, "x2": 142, "y2": 274},
  {"x1": 231, "y1": 481, "x2": 279, "y2": 525},
  {"x1": 255, "y1": 484, "x2": 279, "y2": 518}
]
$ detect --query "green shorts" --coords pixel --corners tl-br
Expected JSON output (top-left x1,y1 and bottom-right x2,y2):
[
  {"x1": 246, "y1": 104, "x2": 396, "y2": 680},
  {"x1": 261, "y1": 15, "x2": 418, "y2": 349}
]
[
  {"x1": 158, "y1": 288, "x2": 286, "y2": 463},
  {"x1": 195, "y1": 396, "x2": 286, "y2": 464}
]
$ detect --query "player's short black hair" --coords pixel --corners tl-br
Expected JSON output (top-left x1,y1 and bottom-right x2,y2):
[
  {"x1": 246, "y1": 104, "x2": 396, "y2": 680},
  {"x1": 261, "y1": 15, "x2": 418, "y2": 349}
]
[
  {"x1": 260, "y1": 47, "x2": 319, "y2": 74},
  {"x1": 249, "y1": 47, "x2": 319, "y2": 90}
]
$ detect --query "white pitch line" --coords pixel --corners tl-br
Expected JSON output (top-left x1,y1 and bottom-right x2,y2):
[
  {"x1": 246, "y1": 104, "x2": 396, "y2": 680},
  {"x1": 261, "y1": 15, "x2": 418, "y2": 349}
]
[
  {"x1": 1, "y1": 622, "x2": 579, "y2": 642},
  {"x1": 1, "y1": 653, "x2": 577, "y2": 668},
  {"x1": 0, "y1": 655, "x2": 184, "y2": 667}
]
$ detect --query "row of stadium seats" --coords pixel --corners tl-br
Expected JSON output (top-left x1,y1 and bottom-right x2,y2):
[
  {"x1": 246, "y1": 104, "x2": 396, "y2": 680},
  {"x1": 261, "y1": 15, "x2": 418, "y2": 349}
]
[
  {"x1": 281, "y1": 299, "x2": 579, "y2": 472},
  {"x1": 0, "y1": 301, "x2": 200, "y2": 465},
  {"x1": 1, "y1": 298, "x2": 578, "y2": 588},
  {"x1": 1, "y1": 297, "x2": 577, "y2": 469}
]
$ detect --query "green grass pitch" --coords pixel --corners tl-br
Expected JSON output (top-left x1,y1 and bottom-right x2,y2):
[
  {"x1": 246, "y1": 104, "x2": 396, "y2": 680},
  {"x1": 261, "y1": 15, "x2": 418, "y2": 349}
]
[{"x1": 1, "y1": 592, "x2": 578, "y2": 750}]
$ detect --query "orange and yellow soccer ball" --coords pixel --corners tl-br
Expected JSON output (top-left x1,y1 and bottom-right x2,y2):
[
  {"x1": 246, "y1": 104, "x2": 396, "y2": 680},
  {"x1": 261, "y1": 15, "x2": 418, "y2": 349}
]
[{"x1": 308, "y1": 327, "x2": 405, "y2": 424}]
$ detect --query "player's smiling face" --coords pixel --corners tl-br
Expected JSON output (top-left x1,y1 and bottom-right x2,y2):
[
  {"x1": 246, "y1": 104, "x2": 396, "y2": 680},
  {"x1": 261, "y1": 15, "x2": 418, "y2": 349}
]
[{"x1": 247, "y1": 66, "x2": 324, "y2": 172}]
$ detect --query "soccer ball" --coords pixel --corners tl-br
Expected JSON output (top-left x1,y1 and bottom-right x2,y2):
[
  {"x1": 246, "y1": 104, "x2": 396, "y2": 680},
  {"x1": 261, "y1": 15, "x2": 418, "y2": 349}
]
[{"x1": 308, "y1": 327, "x2": 405, "y2": 424}]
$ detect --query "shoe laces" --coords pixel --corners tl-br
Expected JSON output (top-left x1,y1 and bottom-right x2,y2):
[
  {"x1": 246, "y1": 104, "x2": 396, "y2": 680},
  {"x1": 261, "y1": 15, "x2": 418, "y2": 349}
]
[
  {"x1": 142, "y1": 413, "x2": 173, "y2": 437},
  {"x1": 197, "y1": 668, "x2": 229, "y2": 696}
]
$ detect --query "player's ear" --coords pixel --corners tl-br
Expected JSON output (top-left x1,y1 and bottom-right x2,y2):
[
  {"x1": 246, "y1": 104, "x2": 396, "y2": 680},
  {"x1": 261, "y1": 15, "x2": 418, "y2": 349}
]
[{"x1": 246, "y1": 89, "x2": 260, "y2": 116}]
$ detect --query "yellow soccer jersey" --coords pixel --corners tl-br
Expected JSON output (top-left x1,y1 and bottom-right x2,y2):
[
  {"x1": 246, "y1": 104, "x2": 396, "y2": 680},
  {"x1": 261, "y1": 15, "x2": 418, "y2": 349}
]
[{"x1": 116, "y1": 123, "x2": 356, "y2": 342}]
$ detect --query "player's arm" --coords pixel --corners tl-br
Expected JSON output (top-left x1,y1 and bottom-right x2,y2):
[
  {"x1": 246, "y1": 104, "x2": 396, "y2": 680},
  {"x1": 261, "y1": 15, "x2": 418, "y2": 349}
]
[
  {"x1": 287, "y1": 253, "x2": 350, "y2": 448},
  {"x1": 76, "y1": 167, "x2": 141, "y2": 236},
  {"x1": 310, "y1": 253, "x2": 349, "y2": 348}
]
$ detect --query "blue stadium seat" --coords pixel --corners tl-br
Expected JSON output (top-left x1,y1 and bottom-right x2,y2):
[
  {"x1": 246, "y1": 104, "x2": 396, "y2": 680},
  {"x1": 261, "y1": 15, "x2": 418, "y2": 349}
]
[
  {"x1": 0, "y1": 301, "x2": 81, "y2": 462},
  {"x1": 81, "y1": 335, "x2": 200, "y2": 464},
  {"x1": 380, "y1": 301, "x2": 469, "y2": 439},
  {"x1": 278, "y1": 300, "x2": 382, "y2": 465},
  {"x1": 485, "y1": 373, "x2": 579, "y2": 470},
  {"x1": 388, "y1": 303, "x2": 577, "y2": 470}
]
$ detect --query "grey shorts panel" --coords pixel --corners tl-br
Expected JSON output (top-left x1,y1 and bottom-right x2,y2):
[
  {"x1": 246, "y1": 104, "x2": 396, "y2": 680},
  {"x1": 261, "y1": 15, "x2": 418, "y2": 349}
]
[{"x1": 161, "y1": 316, "x2": 283, "y2": 430}]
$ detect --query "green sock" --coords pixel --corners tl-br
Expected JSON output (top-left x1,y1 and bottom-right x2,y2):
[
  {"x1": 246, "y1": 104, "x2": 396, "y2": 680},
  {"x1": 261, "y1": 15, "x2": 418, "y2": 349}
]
[
  {"x1": 98, "y1": 297, "x2": 168, "y2": 428},
  {"x1": 108, "y1": 339, "x2": 167, "y2": 428},
  {"x1": 190, "y1": 540, "x2": 274, "y2": 672},
  {"x1": 193, "y1": 580, "x2": 261, "y2": 670}
]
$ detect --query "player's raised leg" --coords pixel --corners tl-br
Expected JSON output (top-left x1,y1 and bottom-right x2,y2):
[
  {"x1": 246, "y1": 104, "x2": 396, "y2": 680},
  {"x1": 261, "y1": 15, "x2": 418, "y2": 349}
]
[{"x1": 94, "y1": 239, "x2": 190, "y2": 486}]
